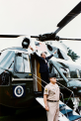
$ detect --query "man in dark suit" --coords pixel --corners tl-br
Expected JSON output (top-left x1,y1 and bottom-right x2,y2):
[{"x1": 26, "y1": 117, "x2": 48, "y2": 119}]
[{"x1": 29, "y1": 46, "x2": 56, "y2": 93}]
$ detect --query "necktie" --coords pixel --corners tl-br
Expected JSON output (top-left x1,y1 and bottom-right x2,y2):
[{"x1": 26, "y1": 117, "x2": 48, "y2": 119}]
[{"x1": 45, "y1": 59, "x2": 49, "y2": 67}]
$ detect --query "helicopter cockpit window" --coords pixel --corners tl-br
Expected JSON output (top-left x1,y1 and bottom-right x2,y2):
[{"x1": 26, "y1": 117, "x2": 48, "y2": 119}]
[
  {"x1": 59, "y1": 49, "x2": 69, "y2": 60},
  {"x1": 46, "y1": 44, "x2": 69, "y2": 60},
  {"x1": 53, "y1": 49, "x2": 69, "y2": 60},
  {"x1": 46, "y1": 44, "x2": 63, "y2": 59},
  {"x1": 53, "y1": 49, "x2": 64, "y2": 59},
  {"x1": 0, "y1": 50, "x2": 15, "y2": 70},
  {"x1": 0, "y1": 50, "x2": 15, "y2": 85},
  {"x1": 15, "y1": 53, "x2": 31, "y2": 73}
]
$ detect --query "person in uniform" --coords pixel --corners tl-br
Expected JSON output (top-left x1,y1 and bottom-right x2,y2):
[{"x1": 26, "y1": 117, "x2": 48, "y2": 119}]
[
  {"x1": 29, "y1": 45, "x2": 57, "y2": 93},
  {"x1": 44, "y1": 73, "x2": 60, "y2": 121}
]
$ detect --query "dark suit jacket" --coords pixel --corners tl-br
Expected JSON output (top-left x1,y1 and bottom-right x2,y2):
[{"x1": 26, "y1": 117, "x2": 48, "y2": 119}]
[{"x1": 34, "y1": 52, "x2": 53, "y2": 73}]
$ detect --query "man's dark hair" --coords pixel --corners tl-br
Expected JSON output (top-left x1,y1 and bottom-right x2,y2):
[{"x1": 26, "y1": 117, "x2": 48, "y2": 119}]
[{"x1": 40, "y1": 52, "x2": 47, "y2": 56}]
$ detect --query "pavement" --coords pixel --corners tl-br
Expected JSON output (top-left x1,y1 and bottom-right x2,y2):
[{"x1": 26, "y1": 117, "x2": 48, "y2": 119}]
[{"x1": 0, "y1": 104, "x2": 46, "y2": 121}]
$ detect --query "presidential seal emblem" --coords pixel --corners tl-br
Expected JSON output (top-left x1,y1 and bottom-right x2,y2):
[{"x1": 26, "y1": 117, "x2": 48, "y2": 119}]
[{"x1": 14, "y1": 85, "x2": 24, "y2": 97}]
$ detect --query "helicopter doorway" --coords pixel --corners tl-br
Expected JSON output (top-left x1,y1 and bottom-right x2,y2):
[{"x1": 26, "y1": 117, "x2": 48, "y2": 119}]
[
  {"x1": 36, "y1": 60, "x2": 42, "y2": 91},
  {"x1": 32, "y1": 57, "x2": 42, "y2": 92}
]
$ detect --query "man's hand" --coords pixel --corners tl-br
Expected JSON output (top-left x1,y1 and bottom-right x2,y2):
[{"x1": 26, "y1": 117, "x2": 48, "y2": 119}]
[
  {"x1": 54, "y1": 50, "x2": 57, "y2": 54},
  {"x1": 45, "y1": 105, "x2": 49, "y2": 111},
  {"x1": 29, "y1": 46, "x2": 34, "y2": 51}
]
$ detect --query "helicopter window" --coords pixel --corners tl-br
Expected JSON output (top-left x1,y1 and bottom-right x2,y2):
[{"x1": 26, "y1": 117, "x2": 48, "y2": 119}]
[
  {"x1": 46, "y1": 43, "x2": 69, "y2": 60},
  {"x1": 15, "y1": 53, "x2": 24, "y2": 72},
  {"x1": 46, "y1": 44, "x2": 53, "y2": 51},
  {"x1": 0, "y1": 51, "x2": 15, "y2": 70},
  {"x1": 59, "y1": 49, "x2": 69, "y2": 60},
  {"x1": 54, "y1": 49, "x2": 69, "y2": 60},
  {"x1": 57, "y1": 49, "x2": 64, "y2": 59},
  {"x1": 23, "y1": 54, "x2": 31, "y2": 72},
  {"x1": 15, "y1": 53, "x2": 31, "y2": 73}
]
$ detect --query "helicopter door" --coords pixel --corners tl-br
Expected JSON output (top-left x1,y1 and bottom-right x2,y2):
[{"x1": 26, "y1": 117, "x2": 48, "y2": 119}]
[
  {"x1": 12, "y1": 52, "x2": 33, "y2": 98},
  {"x1": 36, "y1": 60, "x2": 42, "y2": 91},
  {"x1": 31, "y1": 55, "x2": 42, "y2": 92},
  {"x1": 14, "y1": 52, "x2": 32, "y2": 78}
]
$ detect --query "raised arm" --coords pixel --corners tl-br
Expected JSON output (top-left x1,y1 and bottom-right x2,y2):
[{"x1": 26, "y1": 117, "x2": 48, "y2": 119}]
[
  {"x1": 29, "y1": 45, "x2": 43, "y2": 61},
  {"x1": 47, "y1": 50, "x2": 57, "y2": 60}
]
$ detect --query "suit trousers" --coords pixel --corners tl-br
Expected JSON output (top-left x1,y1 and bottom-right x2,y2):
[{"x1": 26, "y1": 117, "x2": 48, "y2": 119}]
[
  {"x1": 47, "y1": 102, "x2": 59, "y2": 121},
  {"x1": 41, "y1": 72, "x2": 49, "y2": 93}
]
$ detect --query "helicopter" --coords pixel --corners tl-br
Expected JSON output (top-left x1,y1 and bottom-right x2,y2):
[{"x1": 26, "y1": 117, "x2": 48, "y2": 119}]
[
  {"x1": 0, "y1": 1, "x2": 81, "y2": 119},
  {"x1": 30, "y1": 1, "x2": 81, "y2": 114}
]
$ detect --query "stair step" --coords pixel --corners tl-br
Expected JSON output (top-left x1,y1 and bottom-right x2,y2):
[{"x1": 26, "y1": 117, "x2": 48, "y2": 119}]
[
  {"x1": 60, "y1": 109, "x2": 73, "y2": 116},
  {"x1": 61, "y1": 108, "x2": 81, "y2": 121},
  {"x1": 59, "y1": 104, "x2": 66, "y2": 110},
  {"x1": 67, "y1": 114, "x2": 81, "y2": 121}
]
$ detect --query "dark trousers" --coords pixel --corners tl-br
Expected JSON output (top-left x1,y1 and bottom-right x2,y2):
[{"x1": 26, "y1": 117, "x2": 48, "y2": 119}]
[{"x1": 41, "y1": 72, "x2": 49, "y2": 94}]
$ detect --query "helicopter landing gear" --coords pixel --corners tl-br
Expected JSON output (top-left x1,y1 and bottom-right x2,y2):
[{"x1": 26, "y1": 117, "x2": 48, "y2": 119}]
[
  {"x1": 79, "y1": 109, "x2": 81, "y2": 115},
  {"x1": 71, "y1": 97, "x2": 81, "y2": 115},
  {"x1": 75, "y1": 105, "x2": 81, "y2": 115}
]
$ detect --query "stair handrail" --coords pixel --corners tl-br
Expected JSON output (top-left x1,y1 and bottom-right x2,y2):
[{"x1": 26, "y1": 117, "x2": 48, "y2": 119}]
[
  {"x1": 56, "y1": 81, "x2": 74, "y2": 105},
  {"x1": 33, "y1": 74, "x2": 64, "y2": 103},
  {"x1": 33, "y1": 73, "x2": 47, "y2": 89}
]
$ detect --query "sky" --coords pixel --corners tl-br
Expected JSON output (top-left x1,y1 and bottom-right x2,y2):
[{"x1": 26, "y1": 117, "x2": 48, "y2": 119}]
[{"x1": 0, "y1": 0, "x2": 81, "y2": 62}]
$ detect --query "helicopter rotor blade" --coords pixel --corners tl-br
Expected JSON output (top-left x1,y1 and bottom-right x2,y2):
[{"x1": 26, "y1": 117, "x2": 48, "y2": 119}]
[
  {"x1": 31, "y1": 35, "x2": 81, "y2": 41},
  {"x1": 0, "y1": 35, "x2": 22, "y2": 38},
  {"x1": 56, "y1": 2, "x2": 81, "y2": 34},
  {"x1": 59, "y1": 37, "x2": 81, "y2": 41},
  {"x1": 31, "y1": 2, "x2": 81, "y2": 42},
  {"x1": 31, "y1": 36, "x2": 39, "y2": 39}
]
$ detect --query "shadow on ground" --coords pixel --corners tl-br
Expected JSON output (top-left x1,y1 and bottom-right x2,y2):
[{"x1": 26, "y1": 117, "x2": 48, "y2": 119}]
[{"x1": 0, "y1": 102, "x2": 47, "y2": 121}]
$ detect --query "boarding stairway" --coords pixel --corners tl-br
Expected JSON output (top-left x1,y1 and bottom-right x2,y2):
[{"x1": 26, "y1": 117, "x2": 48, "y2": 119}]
[
  {"x1": 58, "y1": 81, "x2": 81, "y2": 120},
  {"x1": 33, "y1": 74, "x2": 81, "y2": 121},
  {"x1": 59, "y1": 102, "x2": 81, "y2": 121}
]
